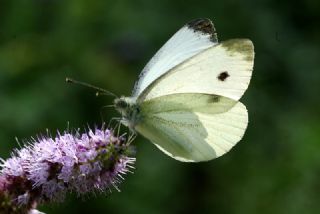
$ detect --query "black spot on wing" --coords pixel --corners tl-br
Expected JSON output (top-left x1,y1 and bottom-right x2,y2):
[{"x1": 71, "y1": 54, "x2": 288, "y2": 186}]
[
  {"x1": 217, "y1": 71, "x2": 230, "y2": 81},
  {"x1": 187, "y1": 18, "x2": 218, "y2": 42},
  {"x1": 207, "y1": 95, "x2": 221, "y2": 103}
]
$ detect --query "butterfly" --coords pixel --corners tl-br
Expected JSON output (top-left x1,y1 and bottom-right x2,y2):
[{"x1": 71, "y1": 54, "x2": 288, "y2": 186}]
[{"x1": 114, "y1": 18, "x2": 254, "y2": 162}]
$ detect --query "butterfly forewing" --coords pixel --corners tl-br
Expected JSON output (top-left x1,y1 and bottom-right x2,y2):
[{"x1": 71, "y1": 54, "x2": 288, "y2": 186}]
[
  {"x1": 138, "y1": 39, "x2": 254, "y2": 102},
  {"x1": 132, "y1": 18, "x2": 218, "y2": 97}
]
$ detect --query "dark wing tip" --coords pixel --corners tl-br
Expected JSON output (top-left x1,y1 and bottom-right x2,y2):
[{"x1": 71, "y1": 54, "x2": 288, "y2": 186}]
[{"x1": 187, "y1": 18, "x2": 218, "y2": 42}]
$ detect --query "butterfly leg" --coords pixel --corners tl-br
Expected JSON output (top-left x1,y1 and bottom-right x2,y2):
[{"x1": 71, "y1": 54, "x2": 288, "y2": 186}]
[
  {"x1": 107, "y1": 117, "x2": 121, "y2": 129},
  {"x1": 127, "y1": 130, "x2": 137, "y2": 145}
]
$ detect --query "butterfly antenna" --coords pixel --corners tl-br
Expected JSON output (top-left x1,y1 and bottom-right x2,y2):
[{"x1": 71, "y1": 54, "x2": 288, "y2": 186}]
[{"x1": 66, "y1": 77, "x2": 118, "y2": 98}]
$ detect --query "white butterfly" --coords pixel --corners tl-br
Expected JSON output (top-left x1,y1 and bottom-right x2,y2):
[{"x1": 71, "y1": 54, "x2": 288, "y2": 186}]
[{"x1": 114, "y1": 18, "x2": 254, "y2": 162}]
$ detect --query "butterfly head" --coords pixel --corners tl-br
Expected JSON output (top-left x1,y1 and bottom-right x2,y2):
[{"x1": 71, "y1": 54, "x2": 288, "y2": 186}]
[{"x1": 114, "y1": 97, "x2": 140, "y2": 129}]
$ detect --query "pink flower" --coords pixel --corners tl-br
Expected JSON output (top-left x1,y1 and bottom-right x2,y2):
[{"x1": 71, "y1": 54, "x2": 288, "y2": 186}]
[{"x1": 0, "y1": 127, "x2": 136, "y2": 213}]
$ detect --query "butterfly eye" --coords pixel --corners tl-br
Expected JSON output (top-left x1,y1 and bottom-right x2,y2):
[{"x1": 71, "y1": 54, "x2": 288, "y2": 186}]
[{"x1": 115, "y1": 98, "x2": 129, "y2": 109}]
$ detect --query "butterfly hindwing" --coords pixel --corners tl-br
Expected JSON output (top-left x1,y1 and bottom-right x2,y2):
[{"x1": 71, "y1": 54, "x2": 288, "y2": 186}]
[
  {"x1": 135, "y1": 93, "x2": 248, "y2": 162},
  {"x1": 132, "y1": 18, "x2": 218, "y2": 97}
]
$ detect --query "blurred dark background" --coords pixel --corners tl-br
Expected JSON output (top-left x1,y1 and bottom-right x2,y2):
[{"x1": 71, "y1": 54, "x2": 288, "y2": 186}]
[{"x1": 0, "y1": 0, "x2": 320, "y2": 213}]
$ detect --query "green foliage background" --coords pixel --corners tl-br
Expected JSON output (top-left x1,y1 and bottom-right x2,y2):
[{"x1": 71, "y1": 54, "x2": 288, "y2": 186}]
[{"x1": 0, "y1": 0, "x2": 319, "y2": 213}]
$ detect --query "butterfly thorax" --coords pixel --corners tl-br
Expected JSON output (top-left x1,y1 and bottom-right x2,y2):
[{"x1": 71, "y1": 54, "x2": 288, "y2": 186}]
[{"x1": 114, "y1": 97, "x2": 141, "y2": 130}]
